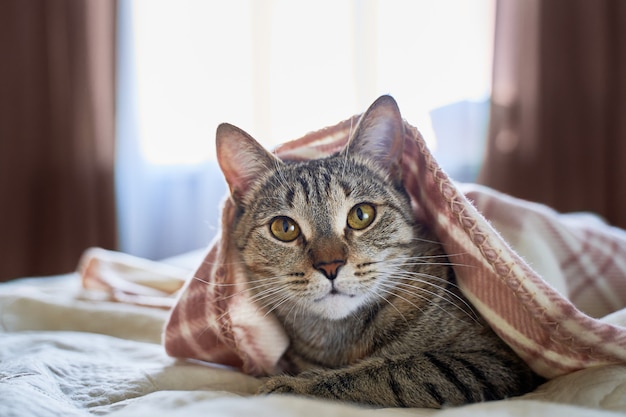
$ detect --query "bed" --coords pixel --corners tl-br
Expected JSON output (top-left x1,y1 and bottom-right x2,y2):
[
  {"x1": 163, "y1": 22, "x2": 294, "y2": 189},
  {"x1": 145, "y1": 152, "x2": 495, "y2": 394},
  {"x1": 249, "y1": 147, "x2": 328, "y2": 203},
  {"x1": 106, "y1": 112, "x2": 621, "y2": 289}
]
[
  {"x1": 2, "y1": 114, "x2": 626, "y2": 416},
  {"x1": 1, "y1": 247, "x2": 625, "y2": 417}
]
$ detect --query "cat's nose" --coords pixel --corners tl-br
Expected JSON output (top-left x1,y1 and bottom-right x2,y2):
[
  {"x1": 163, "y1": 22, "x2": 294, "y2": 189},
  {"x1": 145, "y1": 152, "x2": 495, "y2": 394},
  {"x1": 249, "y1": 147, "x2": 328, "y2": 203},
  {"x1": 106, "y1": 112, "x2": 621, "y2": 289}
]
[{"x1": 314, "y1": 260, "x2": 345, "y2": 280}]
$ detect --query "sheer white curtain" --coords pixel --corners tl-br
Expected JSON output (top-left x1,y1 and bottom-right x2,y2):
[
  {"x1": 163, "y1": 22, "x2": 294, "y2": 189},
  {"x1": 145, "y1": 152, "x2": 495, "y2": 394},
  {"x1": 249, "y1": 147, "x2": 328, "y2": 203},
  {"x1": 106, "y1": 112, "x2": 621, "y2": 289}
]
[{"x1": 116, "y1": 0, "x2": 494, "y2": 259}]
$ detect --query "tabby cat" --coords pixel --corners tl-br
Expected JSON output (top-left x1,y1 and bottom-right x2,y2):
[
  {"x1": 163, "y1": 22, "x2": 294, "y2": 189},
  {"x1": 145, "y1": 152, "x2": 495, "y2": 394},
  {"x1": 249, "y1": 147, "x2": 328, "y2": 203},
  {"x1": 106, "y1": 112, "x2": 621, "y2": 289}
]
[{"x1": 216, "y1": 95, "x2": 541, "y2": 408}]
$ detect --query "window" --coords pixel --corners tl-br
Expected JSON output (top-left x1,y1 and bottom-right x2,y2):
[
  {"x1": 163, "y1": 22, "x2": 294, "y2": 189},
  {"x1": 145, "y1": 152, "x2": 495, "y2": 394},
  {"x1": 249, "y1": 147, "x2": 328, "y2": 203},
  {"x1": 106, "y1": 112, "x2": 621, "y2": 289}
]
[{"x1": 117, "y1": 0, "x2": 495, "y2": 259}]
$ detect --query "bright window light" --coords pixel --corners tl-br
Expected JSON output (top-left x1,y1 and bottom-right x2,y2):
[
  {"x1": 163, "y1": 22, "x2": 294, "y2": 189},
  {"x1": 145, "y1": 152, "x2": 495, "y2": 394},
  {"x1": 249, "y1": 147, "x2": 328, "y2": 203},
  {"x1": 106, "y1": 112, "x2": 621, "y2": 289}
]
[
  {"x1": 132, "y1": 0, "x2": 255, "y2": 165},
  {"x1": 130, "y1": 0, "x2": 494, "y2": 165}
]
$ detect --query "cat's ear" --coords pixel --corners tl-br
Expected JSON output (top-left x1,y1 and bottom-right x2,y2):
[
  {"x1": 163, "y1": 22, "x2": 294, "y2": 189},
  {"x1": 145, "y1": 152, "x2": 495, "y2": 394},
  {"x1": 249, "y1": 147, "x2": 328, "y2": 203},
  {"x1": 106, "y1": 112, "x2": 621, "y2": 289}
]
[
  {"x1": 344, "y1": 95, "x2": 404, "y2": 183},
  {"x1": 216, "y1": 123, "x2": 281, "y2": 204}
]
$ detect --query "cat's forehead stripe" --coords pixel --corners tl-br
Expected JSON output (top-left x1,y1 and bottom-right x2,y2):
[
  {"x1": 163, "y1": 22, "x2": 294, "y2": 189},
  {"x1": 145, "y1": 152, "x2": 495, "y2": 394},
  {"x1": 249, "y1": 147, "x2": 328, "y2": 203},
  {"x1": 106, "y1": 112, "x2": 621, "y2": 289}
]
[
  {"x1": 286, "y1": 188, "x2": 295, "y2": 209},
  {"x1": 297, "y1": 176, "x2": 311, "y2": 204},
  {"x1": 339, "y1": 180, "x2": 352, "y2": 197}
]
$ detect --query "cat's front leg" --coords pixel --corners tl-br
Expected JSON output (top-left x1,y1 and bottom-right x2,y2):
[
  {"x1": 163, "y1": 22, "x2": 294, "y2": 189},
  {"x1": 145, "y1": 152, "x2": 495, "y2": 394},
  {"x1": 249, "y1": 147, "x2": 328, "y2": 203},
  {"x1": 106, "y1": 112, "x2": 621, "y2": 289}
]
[
  {"x1": 258, "y1": 355, "x2": 445, "y2": 408},
  {"x1": 258, "y1": 369, "x2": 373, "y2": 404},
  {"x1": 258, "y1": 351, "x2": 537, "y2": 408}
]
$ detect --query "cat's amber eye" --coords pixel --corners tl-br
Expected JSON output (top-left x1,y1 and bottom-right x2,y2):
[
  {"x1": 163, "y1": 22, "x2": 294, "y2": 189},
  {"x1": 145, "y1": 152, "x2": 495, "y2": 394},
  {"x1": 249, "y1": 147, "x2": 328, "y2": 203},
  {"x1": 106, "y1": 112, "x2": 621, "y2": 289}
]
[
  {"x1": 347, "y1": 203, "x2": 376, "y2": 230},
  {"x1": 270, "y1": 216, "x2": 301, "y2": 242}
]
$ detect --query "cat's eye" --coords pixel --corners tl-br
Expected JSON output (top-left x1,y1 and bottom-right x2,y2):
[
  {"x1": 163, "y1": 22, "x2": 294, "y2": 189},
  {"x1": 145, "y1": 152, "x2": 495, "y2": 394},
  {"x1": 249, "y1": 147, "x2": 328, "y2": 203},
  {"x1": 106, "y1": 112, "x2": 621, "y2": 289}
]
[
  {"x1": 269, "y1": 216, "x2": 301, "y2": 242},
  {"x1": 347, "y1": 203, "x2": 376, "y2": 230}
]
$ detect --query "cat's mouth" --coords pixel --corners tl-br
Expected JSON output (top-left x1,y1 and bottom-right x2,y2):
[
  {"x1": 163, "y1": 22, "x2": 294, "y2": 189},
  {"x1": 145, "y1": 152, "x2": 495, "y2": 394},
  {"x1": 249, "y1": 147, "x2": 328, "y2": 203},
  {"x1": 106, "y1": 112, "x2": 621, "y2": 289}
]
[
  {"x1": 314, "y1": 285, "x2": 356, "y2": 301},
  {"x1": 314, "y1": 292, "x2": 353, "y2": 303},
  {"x1": 306, "y1": 280, "x2": 367, "y2": 319}
]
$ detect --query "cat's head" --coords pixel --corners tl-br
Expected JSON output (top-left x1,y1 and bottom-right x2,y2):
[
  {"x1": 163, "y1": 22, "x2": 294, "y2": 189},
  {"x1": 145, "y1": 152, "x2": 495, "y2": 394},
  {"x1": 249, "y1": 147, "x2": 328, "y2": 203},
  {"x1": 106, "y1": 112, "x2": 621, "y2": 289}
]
[{"x1": 216, "y1": 96, "x2": 423, "y2": 320}]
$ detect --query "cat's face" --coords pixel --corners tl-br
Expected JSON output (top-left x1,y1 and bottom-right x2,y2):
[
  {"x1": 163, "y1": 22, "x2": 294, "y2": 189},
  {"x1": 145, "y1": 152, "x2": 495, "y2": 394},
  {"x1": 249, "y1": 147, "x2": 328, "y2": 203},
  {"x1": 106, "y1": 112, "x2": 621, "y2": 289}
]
[
  {"x1": 217, "y1": 96, "x2": 421, "y2": 320},
  {"x1": 233, "y1": 155, "x2": 417, "y2": 320}
]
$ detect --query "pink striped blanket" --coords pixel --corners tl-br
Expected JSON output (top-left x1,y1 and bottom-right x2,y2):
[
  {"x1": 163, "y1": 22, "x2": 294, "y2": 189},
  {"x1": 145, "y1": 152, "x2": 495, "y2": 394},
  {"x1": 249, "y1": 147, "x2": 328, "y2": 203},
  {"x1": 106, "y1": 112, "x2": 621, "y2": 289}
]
[{"x1": 114, "y1": 115, "x2": 626, "y2": 380}]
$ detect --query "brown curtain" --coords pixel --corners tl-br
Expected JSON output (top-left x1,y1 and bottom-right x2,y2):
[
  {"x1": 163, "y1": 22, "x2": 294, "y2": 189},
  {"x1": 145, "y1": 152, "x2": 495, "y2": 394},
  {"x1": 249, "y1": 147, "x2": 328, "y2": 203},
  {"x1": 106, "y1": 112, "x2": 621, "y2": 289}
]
[
  {"x1": 0, "y1": 0, "x2": 118, "y2": 281},
  {"x1": 479, "y1": 0, "x2": 626, "y2": 229}
]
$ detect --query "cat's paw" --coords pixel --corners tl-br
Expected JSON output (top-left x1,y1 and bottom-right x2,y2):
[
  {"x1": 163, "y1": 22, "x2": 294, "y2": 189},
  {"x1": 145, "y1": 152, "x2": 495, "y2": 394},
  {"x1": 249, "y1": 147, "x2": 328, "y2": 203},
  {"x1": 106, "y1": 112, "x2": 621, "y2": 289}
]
[{"x1": 258, "y1": 375, "x2": 314, "y2": 396}]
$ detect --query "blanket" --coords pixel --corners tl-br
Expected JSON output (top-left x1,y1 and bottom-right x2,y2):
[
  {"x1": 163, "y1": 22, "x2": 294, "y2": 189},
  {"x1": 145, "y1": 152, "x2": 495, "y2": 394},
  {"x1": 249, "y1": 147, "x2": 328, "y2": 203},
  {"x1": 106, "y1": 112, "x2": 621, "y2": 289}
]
[{"x1": 162, "y1": 114, "x2": 626, "y2": 380}]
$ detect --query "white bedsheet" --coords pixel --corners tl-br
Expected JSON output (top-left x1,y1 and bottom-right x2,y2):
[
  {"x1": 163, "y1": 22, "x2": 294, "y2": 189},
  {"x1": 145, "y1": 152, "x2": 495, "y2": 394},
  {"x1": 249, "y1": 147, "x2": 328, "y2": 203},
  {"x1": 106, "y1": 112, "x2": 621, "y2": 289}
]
[{"x1": 1, "y1": 266, "x2": 626, "y2": 416}]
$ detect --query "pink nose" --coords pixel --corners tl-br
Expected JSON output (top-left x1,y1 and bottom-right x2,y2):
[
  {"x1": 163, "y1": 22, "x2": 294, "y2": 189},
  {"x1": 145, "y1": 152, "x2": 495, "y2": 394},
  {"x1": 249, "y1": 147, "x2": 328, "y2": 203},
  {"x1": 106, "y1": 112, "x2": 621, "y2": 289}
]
[{"x1": 314, "y1": 260, "x2": 345, "y2": 280}]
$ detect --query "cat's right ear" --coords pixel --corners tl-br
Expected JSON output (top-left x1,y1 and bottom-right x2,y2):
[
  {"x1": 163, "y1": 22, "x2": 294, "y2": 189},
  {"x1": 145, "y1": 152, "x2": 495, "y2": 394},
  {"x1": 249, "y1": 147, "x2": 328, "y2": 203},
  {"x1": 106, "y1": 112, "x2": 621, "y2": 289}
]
[
  {"x1": 216, "y1": 123, "x2": 281, "y2": 204},
  {"x1": 342, "y1": 95, "x2": 405, "y2": 184}
]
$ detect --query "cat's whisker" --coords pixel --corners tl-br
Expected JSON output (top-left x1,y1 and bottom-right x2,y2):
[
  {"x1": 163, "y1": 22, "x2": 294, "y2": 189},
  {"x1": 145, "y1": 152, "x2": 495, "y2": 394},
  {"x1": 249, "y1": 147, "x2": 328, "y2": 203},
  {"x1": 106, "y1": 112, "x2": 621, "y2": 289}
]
[
  {"x1": 191, "y1": 275, "x2": 212, "y2": 286},
  {"x1": 380, "y1": 258, "x2": 461, "y2": 283},
  {"x1": 198, "y1": 258, "x2": 252, "y2": 270},
  {"x1": 280, "y1": 297, "x2": 306, "y2": 323},
  {"x1": 365, "y1": 285, "x2": 410, "y2": 325},
  {"x1": 375, "y1": 284, "x2": 427, "y2": 316},
  {"x1": 387, "y1": 254, "x2": 474, "y2": 269},
  {"x1": 248, "y1": 284, "x2": 291, "y2": 305},
  {"x1": 196, "y1": 284, "x2": 269, "y2": 303},
  {"x1": 384, "y1": 265, "x2": 458, "y2": 294},
  {"x1": 404, "y1": 236, "x2": 462, "y2": 247},
  {"x1": 340, "y1": 118, "x2": 355, "y2": 180},
  {"x1": 246, "y1": 294, "x2": 287, "y2": 318},
  {"x1": 392, "y1": 250, "x2": 472, "y2": 265},
  {"x1": 260, "y1": 290, "x2": 299, "y2": 319},
  {"x1": 383, "y1": 260, "x2": 473, "y2": 293},
  {"x1": 399, "y1": 260, "x2": 473, "y2": 269},
  {"x1": 283, "y1": 297, "x2": 305, "y2": 323},
  {"x1": 250, "y1": 282, "x2": 288, "y2": 298},
  {"x1": 383, "y1": 270, "x2": 480, "y2": 324},
  {"x1": 398, "y1": 252, "x2": 461, "y2": 259},
  {"x1": 194, "y1": 273, "x2": 294, "y2": 288},
  {"x1": 382, "y1": 264, "x2": 462, "y2": 290},
  {"x1": 270, "y1": 154, "x2": 293, "y2": 195},
  {"x1": 209, "y1": 279, "x2": 289, "y2": 304},
  {"x1": 386, "y1": 266, "x2": 464, "y2": 296},
  {"x1": 391, "y1": 254, "x2": 467, "y2": 263},
  {"x1": 400, "y1": 275, "x2": 466, "y2": 299},
  {"x1": 377, "y1": 280, "x2": 473, "y2": 326},
  {"x1": 395, "y1": 280, "x2": 475, "y2": 322}
]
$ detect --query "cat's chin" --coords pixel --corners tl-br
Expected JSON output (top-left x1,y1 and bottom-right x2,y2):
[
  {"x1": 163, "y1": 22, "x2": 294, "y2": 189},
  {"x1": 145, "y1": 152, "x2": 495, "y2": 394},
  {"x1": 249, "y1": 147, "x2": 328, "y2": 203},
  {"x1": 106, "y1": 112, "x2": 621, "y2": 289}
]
[{"x1": 307, "y1": 292, "x2": 368, "y2": 321}]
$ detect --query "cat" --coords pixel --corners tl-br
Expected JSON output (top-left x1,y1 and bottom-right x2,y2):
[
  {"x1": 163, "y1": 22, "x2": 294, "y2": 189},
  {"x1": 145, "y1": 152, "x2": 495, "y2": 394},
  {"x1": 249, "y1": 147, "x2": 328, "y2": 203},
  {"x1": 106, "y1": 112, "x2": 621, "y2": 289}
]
[{"x1": 215, "y1": 95, "x2": 542, "y2": 408}]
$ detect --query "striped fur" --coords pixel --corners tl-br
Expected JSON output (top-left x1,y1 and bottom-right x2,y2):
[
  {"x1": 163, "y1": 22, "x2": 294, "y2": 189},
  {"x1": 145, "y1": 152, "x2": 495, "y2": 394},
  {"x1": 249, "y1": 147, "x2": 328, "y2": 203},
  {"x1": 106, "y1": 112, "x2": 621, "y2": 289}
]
[{"x1": 215, "y1": 96, "x2": 541, "y2": 407}]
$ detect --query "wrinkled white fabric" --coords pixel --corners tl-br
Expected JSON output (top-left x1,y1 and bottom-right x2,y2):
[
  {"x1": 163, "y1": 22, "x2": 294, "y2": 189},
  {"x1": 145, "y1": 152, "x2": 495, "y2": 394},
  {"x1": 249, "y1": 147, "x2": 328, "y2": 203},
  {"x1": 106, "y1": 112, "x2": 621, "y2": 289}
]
[{"x1": 1, "y1": 270, "x2": 626, "y2": 416}]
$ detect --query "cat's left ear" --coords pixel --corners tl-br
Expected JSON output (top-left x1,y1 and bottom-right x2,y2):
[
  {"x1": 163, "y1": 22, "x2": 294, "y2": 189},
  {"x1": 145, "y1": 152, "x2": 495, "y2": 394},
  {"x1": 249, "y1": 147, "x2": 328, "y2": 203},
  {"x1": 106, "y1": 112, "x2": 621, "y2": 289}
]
[
  {"x1": 343, "y1": 95, "x2": 405, "y2": 183},
  {"x1": 216, "y1": 123, "x2": 282, "y2": 204}
]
